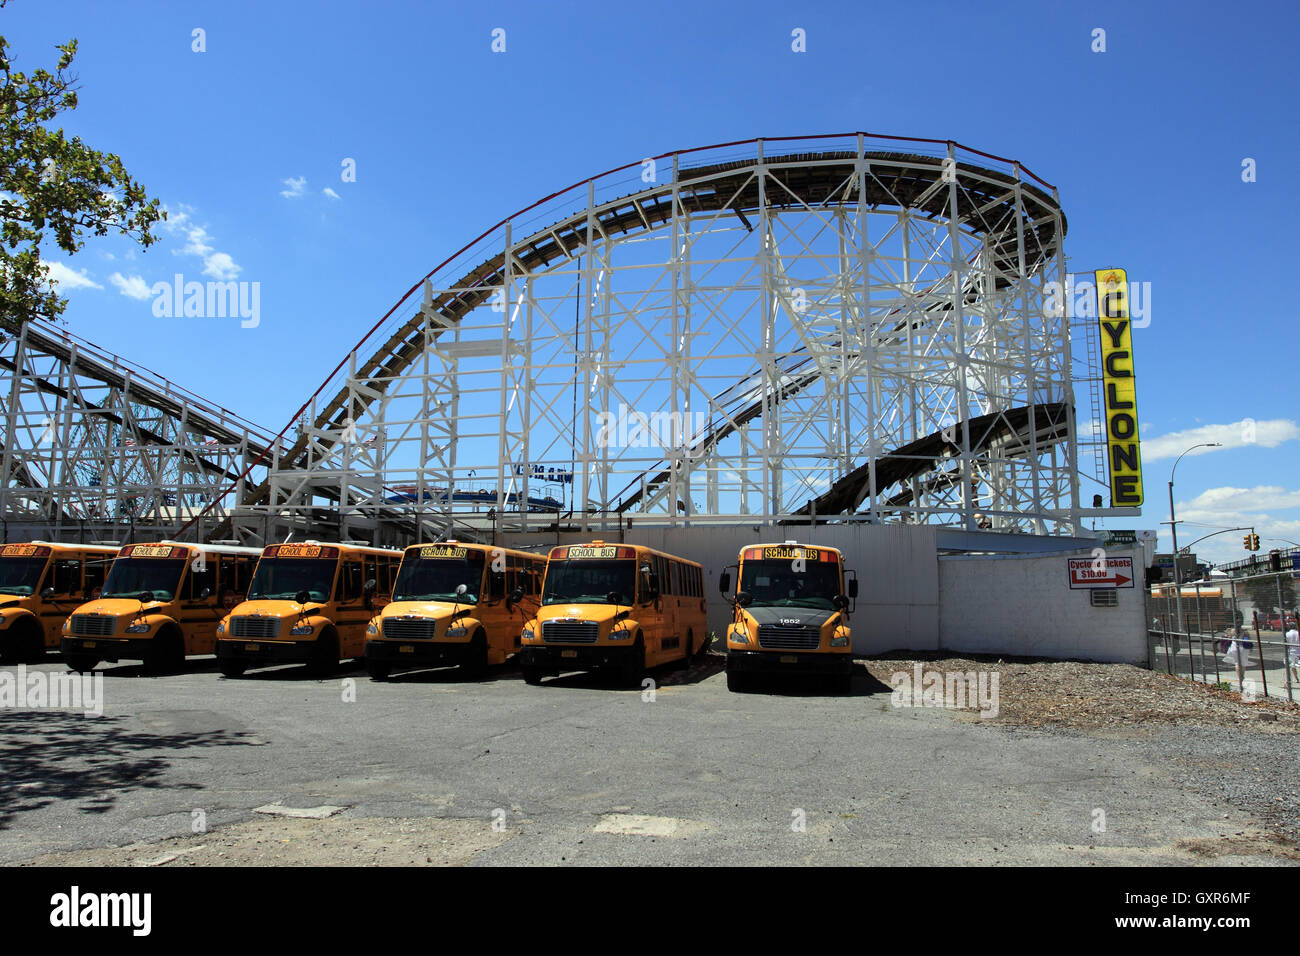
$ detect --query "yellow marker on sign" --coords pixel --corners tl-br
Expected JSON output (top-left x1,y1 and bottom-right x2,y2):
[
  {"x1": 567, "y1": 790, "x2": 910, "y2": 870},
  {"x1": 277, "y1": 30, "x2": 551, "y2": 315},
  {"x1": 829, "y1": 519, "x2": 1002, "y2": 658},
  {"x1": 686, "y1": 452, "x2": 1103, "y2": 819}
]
[{"x1": 1095, "y1": 269, "x2": 1143, "y2": 506}]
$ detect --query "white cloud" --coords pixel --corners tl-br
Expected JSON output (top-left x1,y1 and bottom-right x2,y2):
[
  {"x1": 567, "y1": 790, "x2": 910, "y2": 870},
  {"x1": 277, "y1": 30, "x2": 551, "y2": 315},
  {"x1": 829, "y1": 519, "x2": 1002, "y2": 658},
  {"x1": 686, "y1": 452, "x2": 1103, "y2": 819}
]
[
  {"x1": 322, "y1": 187, "x2": 340, "y2": 200},
  {"x1": 280, "y1": 176, "x2": 307, "y2": 199},
  {"x1": 1141, "y1": 419, "x2": 1300, "y2": 461},
  {"x1": 202, "y1": 252, "x2": 240, "y2": 281},
  {"x1": 109, "y1": 272, "x2": 153, "y2": 300},
  {"x1": 42, "y1": 261, "x2": 102, "y2": 291},
  {"x1": 1180, "y1": 485, "x2": 1300, "y2": 516},
  {"x1": 160, "y1": 203, "x2": 243, "y2": 282},
  {"x1": 1166, "y1": 484, "x2": 1300, "y2": 565}
]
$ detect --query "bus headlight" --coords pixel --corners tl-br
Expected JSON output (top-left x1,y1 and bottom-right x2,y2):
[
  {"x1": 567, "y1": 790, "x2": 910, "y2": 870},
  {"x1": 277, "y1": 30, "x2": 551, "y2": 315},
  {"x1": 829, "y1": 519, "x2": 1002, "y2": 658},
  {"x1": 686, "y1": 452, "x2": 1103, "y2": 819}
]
[
  {"x1": 729, "y1": 629, "x2": 749, "y2": 644},
  {"x1": 446, "y1": 626, "x2": 467, "y2": 638},
  {"x1": 216, "y1": 622, "x2": 225, "y2": 635},
  {"x1": 521, "y1": 628, "x2": 534, "y2": 643},
  {"x1": 366, "y1": 622, "x2": 378, "y2": 636},
  {"x1": 830, "y1": 635, "x2": 849, "y2": 647},
  {"x1": 290, "y1": 622, "x2": 315, "y2": 636},
  {"x1": 608, "y1": 628, "x2": 631, "y2": 640},
  {"x1": 126, "y1": 621, "x2": 150, "y2": 634}
]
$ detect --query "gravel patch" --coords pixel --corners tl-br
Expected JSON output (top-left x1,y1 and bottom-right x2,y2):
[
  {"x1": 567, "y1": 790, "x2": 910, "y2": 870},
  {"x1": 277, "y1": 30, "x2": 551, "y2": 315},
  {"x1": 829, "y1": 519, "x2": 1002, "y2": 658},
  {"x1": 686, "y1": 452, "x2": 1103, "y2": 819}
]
[{"x1": 863, "y1": 653, "x2": 1300, "y2": 848}]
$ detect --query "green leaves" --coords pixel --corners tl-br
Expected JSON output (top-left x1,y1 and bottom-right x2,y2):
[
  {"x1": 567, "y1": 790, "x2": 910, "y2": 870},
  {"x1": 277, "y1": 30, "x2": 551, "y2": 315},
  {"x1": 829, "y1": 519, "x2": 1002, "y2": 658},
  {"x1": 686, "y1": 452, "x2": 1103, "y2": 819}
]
[{"x1": 0, "y1": 24, "x2": 165, "y2": 330}]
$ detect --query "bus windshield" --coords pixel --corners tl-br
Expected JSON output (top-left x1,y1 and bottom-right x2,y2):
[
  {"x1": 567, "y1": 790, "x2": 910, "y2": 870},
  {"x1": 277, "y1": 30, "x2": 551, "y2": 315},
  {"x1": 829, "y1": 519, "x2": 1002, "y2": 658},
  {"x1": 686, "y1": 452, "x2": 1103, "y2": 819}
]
[
  {"x1": 393, "y1": 552, "x2": 484, "y2": 603},
  {"x1": 0, "y1": 557, "x2": 48, "y2": 596},
  {"x1": 248, "y1": 558, "x2": 337, "y2": 603},
  {"x1": 542, "y1": 560, "x2": 636, "y2": 605},
  {"x1": 738, "y1": 559, "x2": 842, "y2": 610},
  {"x1": 102, "y1": 558, "x2": 187, "y2": 601}
]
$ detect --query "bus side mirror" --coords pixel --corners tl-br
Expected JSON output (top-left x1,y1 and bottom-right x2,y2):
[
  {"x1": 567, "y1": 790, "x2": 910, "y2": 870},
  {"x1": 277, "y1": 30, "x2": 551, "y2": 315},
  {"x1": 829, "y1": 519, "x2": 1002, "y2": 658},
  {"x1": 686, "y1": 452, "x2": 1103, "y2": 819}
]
[
  {"x1": 200, "y1": 587, "x2": 211, "y2": 600},
  {"x1": 848, "y1": 579, "x2": 858, "y2": 598},
  {"x1": 736, "y1": 591, "x2": 753, "y2": 608},
  {"x1": 833, "y1": 594, "x2": 849, "y2": 611},
  {"x1": 719, "y1": 572, "x2": 730, "y2": 594},
  {"x1": 509, "y1": 586, "x2": 524, "y2": 606},
  {"x1": 41, "y1": 587, "x2": 55, "y2": 599},
  {"x1": 364, "y1": 578, "x2": 377, "y2": 594},
  {"x1": 295, "y1": 590, "x2": 312, "y2": 606}
]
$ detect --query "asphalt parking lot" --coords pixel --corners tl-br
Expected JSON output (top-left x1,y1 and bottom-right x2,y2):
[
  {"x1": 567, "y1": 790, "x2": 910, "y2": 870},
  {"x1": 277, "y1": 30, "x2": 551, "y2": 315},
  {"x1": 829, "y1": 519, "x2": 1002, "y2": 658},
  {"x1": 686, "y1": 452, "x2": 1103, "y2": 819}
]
[{"x1": 0, "y1": 655, "x2": 1293, "y2": 866}]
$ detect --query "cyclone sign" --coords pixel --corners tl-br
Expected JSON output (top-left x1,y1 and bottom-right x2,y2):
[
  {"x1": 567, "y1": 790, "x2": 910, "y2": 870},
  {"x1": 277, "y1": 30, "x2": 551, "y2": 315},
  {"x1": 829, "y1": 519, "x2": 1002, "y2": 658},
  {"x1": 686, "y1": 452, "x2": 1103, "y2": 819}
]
[{"x1": 1095, "y1": 268, "x2": 1143, "y2": 507}]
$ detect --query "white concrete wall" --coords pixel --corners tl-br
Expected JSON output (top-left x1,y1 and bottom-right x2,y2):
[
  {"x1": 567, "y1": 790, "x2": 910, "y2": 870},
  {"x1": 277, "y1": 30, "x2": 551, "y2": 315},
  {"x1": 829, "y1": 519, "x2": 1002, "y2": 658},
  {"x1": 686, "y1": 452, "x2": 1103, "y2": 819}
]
[{"x1": 937, "y1": 546, "x2": 1148, "y2": 664}]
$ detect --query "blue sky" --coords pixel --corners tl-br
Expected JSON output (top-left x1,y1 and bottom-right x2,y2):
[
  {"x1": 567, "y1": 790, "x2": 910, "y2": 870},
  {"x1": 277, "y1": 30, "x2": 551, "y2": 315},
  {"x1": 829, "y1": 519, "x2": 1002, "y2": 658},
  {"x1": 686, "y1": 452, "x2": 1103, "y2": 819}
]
[{"x1": 7, "y1": 0, "x2": 1299, "y2": 564}]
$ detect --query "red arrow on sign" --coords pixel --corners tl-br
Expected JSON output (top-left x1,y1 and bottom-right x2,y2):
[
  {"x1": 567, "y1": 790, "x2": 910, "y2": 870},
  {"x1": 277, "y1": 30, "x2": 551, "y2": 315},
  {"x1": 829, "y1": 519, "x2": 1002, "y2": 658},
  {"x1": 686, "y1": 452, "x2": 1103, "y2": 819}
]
[{"x1": 1087, "y1": 573, "x2": 1130, "y2": 586}]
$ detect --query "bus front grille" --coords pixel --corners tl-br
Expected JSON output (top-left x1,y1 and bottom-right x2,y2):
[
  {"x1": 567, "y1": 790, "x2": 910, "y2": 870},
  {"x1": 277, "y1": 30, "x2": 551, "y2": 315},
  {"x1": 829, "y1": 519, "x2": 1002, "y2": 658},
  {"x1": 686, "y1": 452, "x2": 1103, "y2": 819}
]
[
  {"x1": 230, "y1": 616, "x2": 281, "y2": 639},
  {"x1": 542, "y1": 621, "x2": 599, "y2": 643},
  {"x1": 382, "y1": 619, "x2": 438, "y2": 640},
  {"x1": 757, "y1": 624, "x2": 820, "y2": 650},
  {"x1": 69, "y1": 614, "x2": 116, "y2": 636}
]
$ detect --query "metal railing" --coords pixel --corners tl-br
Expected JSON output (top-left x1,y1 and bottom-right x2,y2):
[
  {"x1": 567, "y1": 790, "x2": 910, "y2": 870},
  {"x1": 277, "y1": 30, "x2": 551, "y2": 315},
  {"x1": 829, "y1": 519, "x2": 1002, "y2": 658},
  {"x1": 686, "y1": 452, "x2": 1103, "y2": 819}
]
[{"x1": 1147, "y1": 569, "x2": 1298, "y2": 702}]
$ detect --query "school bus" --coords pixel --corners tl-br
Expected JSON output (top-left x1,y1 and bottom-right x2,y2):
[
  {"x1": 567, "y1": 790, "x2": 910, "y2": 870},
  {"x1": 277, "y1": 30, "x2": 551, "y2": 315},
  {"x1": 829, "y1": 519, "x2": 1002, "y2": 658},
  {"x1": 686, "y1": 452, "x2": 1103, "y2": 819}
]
[
  {"x1": 61, "y1": 541, "x2": 262, "y2": 673},
  {"x1": 0, "y1": 542, "x2": 119, "y2": 663},
  {"x1": 364, "y1": 541, "x2": 547, "y2": 680},
  {"x1": 216, "y1": 541, "x2": 402, "y2": 677},
  {"x1": 518, "y1": 540, "x2": 706, "y2": 686},
  {"x1": 719, "y1": 542, "x2": 858, "y2": 693}
]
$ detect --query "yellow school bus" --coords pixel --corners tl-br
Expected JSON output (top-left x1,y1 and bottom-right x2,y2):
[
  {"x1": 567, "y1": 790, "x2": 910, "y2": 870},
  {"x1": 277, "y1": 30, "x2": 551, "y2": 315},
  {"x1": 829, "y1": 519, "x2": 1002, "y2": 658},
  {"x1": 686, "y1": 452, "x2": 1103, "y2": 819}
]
[
  {"x1": 216, "y1": 541, "x2": 402, "y2": 677},
  {"x1": 61, "y1": 541, "x2": 262, "y2": 673},
  {"x1": 364, "y1": 541, "x2": 548, "y2": 680},
  {"x1": 519, "y1": 540, "x2": 706, "y2": 686},
  {"x1": 719, "y1": 542, "x2": 858, "y2": 693},
  {"x1": 0, "y1": 542, "x2": 119, "y2": 663}
]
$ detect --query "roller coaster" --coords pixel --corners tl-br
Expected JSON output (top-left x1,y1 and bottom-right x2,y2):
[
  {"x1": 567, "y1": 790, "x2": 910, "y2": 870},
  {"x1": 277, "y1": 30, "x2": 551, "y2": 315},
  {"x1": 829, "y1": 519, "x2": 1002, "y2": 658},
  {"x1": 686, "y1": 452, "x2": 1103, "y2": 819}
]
[{"x1": 0, "y1": 133, "x2": 1119, "y2": 547}]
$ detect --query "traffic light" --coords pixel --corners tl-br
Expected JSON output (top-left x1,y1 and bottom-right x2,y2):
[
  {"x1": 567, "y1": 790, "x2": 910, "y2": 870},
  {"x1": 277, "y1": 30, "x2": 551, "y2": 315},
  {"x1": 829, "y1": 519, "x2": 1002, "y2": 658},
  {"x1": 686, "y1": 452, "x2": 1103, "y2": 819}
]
[
  {"x1": 1252, "y1": 533, "x2": 1262, "y2": 551},
  {"x1": 1244, "y1": 534, "x2": 1253, "y2": 550}
]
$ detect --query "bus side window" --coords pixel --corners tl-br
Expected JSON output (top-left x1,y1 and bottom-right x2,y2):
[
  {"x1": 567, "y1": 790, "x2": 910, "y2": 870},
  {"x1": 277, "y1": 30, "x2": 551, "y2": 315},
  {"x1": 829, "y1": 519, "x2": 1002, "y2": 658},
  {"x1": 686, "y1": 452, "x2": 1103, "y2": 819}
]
[
  {"x1": 84, "y1": 556, "x2": 110, "y2": 598},
  {"x1": 51, "y1": 559, "x2": 82, "y2": 595},
  {"x1": 186, "y1": 556, "x2": 215, "y2": 600},
  {"x1": 487, "y1": 559, "x2": 505, "y2": 602},
  {"x1": 339, "y1": 562, "x2": 364, "y2": 603}
]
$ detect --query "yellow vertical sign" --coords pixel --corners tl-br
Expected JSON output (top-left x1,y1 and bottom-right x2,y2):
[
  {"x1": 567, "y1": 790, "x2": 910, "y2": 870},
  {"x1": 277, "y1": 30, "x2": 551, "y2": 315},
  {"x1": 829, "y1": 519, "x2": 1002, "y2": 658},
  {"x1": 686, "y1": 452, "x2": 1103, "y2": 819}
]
[{"x1": 1095, "y1": 269, "x2": 1143, "y2": 506}]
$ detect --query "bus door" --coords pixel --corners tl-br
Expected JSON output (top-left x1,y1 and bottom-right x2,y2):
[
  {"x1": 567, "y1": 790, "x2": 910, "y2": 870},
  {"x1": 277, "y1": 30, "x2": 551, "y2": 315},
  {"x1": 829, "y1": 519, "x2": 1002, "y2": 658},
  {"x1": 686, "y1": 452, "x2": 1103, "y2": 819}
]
[
  {"x1": 38, "y1": 553, "x2": 86, "y2": 646},
  {"x1": 335, "y1": 557, "x2": 374, "y2": 657},
  {"x1": 178, "y1": 551, "x2": 219, "y2": 652}
]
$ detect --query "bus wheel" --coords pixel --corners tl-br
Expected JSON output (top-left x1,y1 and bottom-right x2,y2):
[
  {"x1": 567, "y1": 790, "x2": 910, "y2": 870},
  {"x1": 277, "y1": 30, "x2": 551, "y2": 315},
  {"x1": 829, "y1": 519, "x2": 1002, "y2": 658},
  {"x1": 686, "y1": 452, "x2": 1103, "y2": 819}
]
[
  {"x1": 15, "y1": 620, "x2": 44, "y2": 664},
  {"x1": 145, "y1": 630, "x2": 185, "y2": 675},
  {"x1": 367, "y1": 660, "x2": 392, "y2": 681},
  {"x1": 459, "y1": 631, "x2": 489, "y2": 679},
  {"x1": 219, "y1": 661, "x2": 246, "y2": 679},
  {"x1": 309, "y1": 631, "x2": 339, "y2": 678},
  {"x1": 726, "y1": 666, "x2": 748, "y2": 693},
  {"x1": 677, "y1": 632, "x2": 694, "y2": 669},
  {"x1": 65, "y1": 654, "x2": 98, "y2": 674},
  {"x1": 622, "y1": 636, "x2": 645, "y2": 688},
  {"x1": 521, "y1": 665, "x2": 543, "y2": 686}
]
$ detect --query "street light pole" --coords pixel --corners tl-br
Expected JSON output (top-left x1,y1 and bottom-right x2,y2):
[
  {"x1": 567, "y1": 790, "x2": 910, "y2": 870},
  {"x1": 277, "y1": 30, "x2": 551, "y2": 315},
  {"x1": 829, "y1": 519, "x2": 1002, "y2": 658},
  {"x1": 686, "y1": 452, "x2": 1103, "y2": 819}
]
[{"x1": 1167, "y1": 441, "x2": 1222, "y2": 633}]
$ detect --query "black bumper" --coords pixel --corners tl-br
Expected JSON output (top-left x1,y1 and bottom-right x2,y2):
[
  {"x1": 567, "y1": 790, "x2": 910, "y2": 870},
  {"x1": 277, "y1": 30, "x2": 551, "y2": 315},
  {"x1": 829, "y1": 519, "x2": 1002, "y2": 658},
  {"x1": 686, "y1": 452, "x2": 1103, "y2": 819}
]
[
  {"x1": 365, "y1": 639, "x2": 470, "y2": 667},
  {"x1": 61, "y1": 635, "x2": 153, "y2": 662},
  {"x1": 216, "y1": 638, "x2": 316, "y2": 665},
  {"x1": 727, "y1": 648, "x2": 852, "y2": 675},
  {"x1": 520, "y1": 643, "x2": 635, "y2": 673}
]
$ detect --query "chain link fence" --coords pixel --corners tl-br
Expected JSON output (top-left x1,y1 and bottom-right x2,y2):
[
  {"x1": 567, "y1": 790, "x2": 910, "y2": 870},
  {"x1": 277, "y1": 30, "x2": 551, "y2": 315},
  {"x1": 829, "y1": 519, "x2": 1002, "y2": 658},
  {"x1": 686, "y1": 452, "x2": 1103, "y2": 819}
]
[{"x1": 1147, "y1": 568, "x2": 1299, "y2": 703}]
